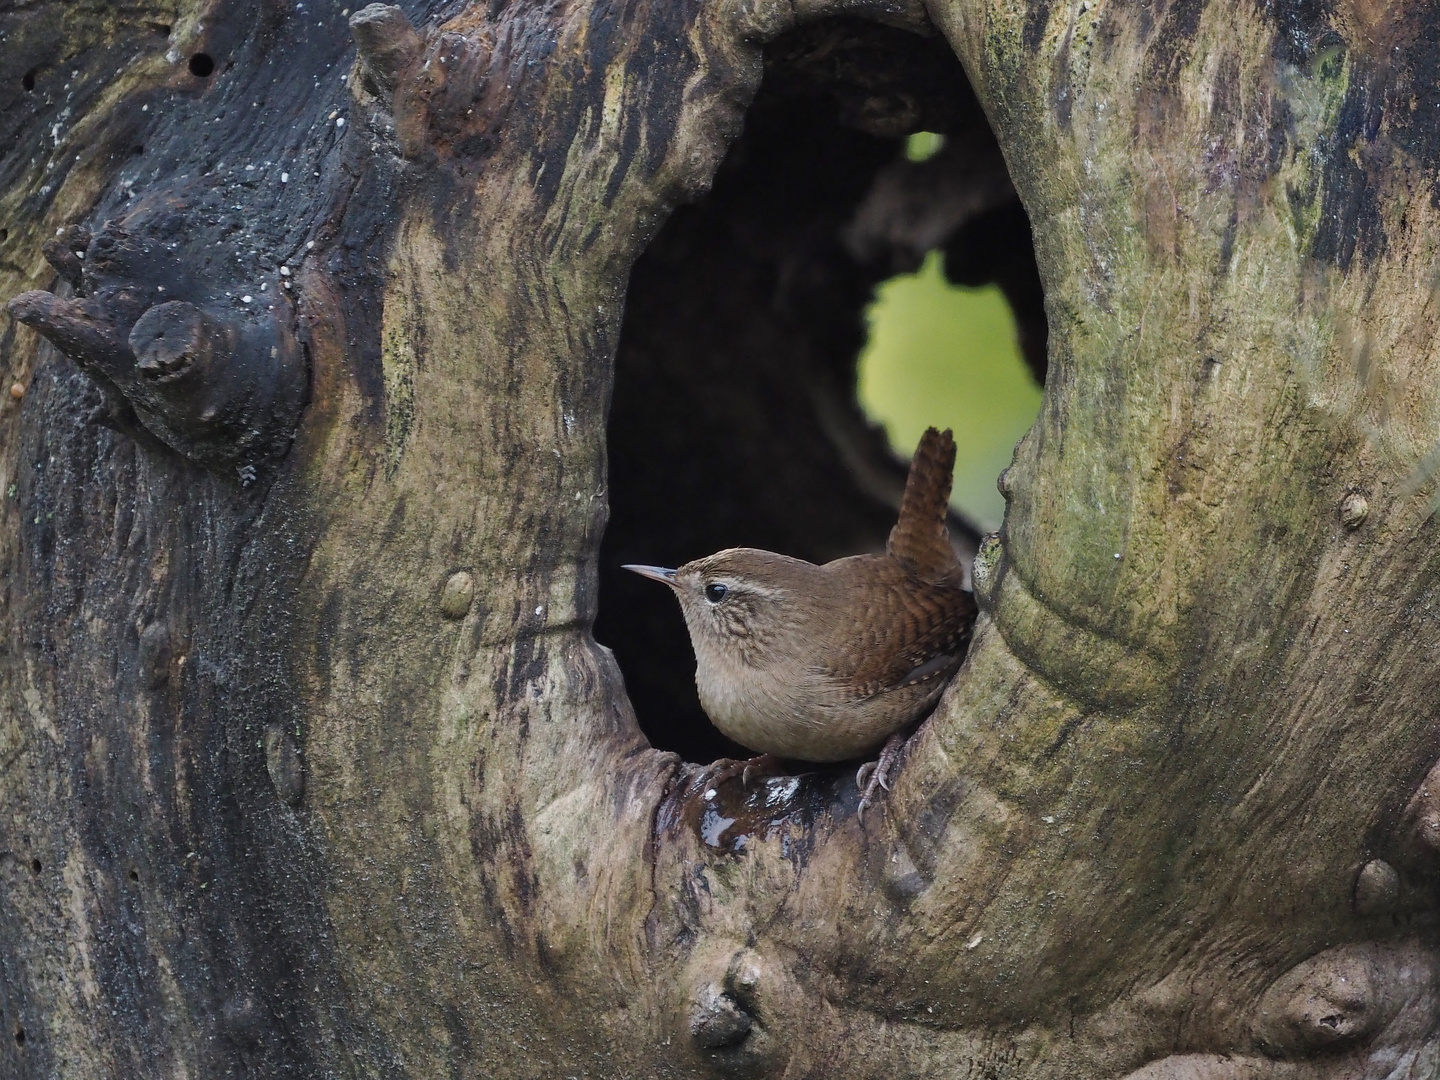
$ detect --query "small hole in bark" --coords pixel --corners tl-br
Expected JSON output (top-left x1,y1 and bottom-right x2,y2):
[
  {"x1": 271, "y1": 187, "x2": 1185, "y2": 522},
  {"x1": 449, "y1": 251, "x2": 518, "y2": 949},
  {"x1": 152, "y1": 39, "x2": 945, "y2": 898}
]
[
  {"x1": 29, "y1": 858, "x2": 41, "y2": 875},
  {"x1": 598, "y1": 17, "x2": 1043, "y2": 762},
  {"x1": 22, "y1": 69, "x2": 37, "y2": 92},
  {"x1": 128, "y1": 868, "x2": 139, "y2": 882},
  {"x1": 14, "y1": 1028, "x2": 23, "y2": 1045},
  {"x1": 131, "y1": 144, "x2": 145, "y2": 156},
  {"x1": 149, "y1": 22, "x2": 173, "y2": 37},
  {"x1": 188, "y1": 53, "x2": 215, "y2": 78}
]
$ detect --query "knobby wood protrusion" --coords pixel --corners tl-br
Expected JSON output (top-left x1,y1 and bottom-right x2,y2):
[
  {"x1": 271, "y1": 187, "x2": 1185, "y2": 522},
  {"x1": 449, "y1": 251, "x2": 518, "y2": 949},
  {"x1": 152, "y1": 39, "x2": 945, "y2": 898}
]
[
  {"x1": 39, "y1": 239, "x2": 83, "y2": 291},
  {"x1": 439, "y1": 569, "x2": 476, "y2": 618},
  {"x1": 263, "y1": 726, "x2": 305, "y2": 809},
  {"x1": 1117, "y1": 944, "x2": 1440, "y2": 1078},
  {"x1": 685, "y1": 947, "x2": 782, "y2": 1073},
  {"x1": 1402, "y1": 759, "x2": 1440, "y2": 856},
  {"x1": 136, "y1": 620, "x2": 172, "y2": 691},
  {"x1": 1251, "y1": 944, "x2": 1424, "y2": 1056},
  {"x1": 690, "y1": 982, "x2": 754, "y2": 1050},
  {"x1": 39, "y1": 224, "x2": 92, "y2": 293},
  {"x1": 7, "y1": 211, "x2": 308, "y2": 480},
  {"x1": 1353, "y1": 858, "x2": 1401, "y2": 915},
  {"x1": 346, "y1": 2, "x2": 501, "y2": 163},
  {"x1": 1338, "y1": 491, "x2": 1370, "y2": 529},
  {"x1": 349, "y1": 4, "x2": 424, "y2": 104},
  {"x1": 389, "y1": 29, "x2": 498, "y2": 162}
]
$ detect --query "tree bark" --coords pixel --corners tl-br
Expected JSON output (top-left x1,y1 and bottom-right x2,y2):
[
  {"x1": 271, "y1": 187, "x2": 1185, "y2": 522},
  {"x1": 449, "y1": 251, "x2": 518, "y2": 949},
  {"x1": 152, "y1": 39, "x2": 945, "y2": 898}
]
[{"x1": 2, "y1": 0, "x2": 1439, "y2": 1077}]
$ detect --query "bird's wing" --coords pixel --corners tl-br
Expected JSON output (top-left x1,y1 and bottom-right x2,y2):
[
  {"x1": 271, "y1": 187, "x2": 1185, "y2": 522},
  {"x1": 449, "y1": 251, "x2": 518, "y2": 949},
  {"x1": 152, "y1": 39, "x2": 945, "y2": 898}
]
[
  {"x1": 823, "y1": 561, "x2": 977, "y2": 699},
  {"x1": 887, "y1": 427, "x2": 961, "y2": 585}
]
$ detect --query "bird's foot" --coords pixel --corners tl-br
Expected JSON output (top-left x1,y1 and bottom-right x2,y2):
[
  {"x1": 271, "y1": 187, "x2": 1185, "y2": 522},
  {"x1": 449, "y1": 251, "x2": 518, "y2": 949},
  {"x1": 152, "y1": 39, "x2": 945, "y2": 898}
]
[
  {"x1": 856, "y1": 732, "x2": 907, "y2": 820},
  {"x1": 710, "y1": 753, "x2": 782, "y2": 789}
]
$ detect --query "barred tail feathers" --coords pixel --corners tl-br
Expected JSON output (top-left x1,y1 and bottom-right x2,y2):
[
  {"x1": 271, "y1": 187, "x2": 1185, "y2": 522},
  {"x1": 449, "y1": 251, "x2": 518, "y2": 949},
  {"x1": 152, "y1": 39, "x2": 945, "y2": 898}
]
[{"x1": 886, "y1": 427, "x2": 958, "y2": 583}]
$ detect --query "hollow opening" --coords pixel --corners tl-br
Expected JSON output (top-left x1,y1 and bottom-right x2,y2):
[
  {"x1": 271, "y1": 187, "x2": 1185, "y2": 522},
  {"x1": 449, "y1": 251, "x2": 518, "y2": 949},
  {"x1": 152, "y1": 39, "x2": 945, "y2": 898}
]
[
  {"x1": 22, "y1": 69, "x2": 36, "y2": 92},
  {"x1": 856, "y1": 158, "x2": 1046, "y2": 532},
  {"x1": 595, "y1": 17, "x2": 1044, "y2": 764},
  {"x1": 188, "y1": 53, "x2": 215, "y2": 78}
]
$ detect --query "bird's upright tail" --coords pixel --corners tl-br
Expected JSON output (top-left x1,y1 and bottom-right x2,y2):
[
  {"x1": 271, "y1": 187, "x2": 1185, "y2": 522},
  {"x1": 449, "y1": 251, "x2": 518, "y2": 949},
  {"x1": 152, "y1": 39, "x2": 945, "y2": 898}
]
[{"x1": 887, "y1": 427, "x2": 959, "y2": 583}]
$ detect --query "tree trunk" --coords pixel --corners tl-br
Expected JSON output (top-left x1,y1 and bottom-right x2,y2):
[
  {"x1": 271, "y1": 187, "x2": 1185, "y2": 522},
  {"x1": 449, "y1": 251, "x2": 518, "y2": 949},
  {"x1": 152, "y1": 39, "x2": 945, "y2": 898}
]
[{"x1": 3, "y1": 0, "x2": 1439, "y2": 1076}]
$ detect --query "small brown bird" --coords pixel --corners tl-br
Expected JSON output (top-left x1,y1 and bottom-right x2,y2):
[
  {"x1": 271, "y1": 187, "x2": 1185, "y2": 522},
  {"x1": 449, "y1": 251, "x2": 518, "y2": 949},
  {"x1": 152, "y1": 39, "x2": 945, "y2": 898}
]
[{"x1": 625, "y1": 427, "x2": 976, "y2": 812}]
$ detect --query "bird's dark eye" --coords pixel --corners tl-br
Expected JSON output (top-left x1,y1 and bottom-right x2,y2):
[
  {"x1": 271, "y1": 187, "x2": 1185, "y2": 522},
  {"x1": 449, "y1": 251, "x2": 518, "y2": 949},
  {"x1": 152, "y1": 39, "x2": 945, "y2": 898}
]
[{"x1": 704, "y1": 582, "x2": 729, "y2": 604}]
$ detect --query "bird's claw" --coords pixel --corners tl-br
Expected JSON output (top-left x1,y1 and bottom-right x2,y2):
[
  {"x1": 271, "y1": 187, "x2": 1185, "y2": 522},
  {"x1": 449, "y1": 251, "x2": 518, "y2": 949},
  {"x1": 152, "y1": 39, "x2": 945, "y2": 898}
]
[
  {"x1": 712, "y1": 753, "x2": 781, "y2": 789},
  {"x1": 856, "y1": 731, "x2": 908, "y2": 821}
]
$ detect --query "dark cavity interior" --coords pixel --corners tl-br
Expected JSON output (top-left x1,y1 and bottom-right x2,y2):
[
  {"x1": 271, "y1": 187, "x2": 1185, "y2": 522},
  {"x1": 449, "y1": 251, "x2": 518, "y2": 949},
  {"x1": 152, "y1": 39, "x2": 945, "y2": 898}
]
[{"x1": 596, "y1": 18, "x2": 1045, "y2": 763}]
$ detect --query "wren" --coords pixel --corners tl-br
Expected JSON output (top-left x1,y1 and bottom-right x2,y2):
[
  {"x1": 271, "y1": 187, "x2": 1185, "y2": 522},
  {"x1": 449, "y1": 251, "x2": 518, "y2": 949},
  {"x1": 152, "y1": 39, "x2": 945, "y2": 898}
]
[{"x1": 625, "y1": 427, "x2": 977, "y2": 811}]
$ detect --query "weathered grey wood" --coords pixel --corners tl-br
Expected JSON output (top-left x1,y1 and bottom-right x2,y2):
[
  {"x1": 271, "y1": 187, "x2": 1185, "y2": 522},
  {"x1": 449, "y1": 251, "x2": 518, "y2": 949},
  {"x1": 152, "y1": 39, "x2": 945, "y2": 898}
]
[{"x1": 2, "y1": 0, "x2": 1439, "y2": 1076}]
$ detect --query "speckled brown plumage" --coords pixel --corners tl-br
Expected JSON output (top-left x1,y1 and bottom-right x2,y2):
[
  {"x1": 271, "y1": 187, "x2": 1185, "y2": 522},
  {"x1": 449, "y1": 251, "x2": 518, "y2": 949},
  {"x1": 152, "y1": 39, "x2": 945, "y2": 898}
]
[
  {"x1": 886, "y1": 426, "x2": 960, "y2": 584},
  {"x1": 820, "y1": 552, "x2": 974, "y2": 699},
  {"x1": 624, "y1": 427, "x2": 976, "y2": 765}
]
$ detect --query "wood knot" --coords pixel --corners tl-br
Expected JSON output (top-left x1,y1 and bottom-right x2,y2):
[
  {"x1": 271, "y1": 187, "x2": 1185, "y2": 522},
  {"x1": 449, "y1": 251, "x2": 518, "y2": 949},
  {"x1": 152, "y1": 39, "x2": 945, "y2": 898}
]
[
  {"x1": 350, "y1": 4, "x2": 423, "y2": 103},
  {"x1": 264, "y1": 725, "x2": 305, "y2": 808},
  {"x1": 440, "y1": 571, "x2": 475, "y2": 619},
  {"x1": 1250, "y1": 942, "x2": 1436, "y2": 1057},
  {"x1": 8, "y1": 214, "x2": 309, "y2": 479},
  {"x1": 40, "y1": 224, "x2": 91, "y2": 291},
  {"x1": 1255, "y1": 952, "x2": 1379, "y2": 1053},
  {"x1": 970, "y1": 532, "x2": 1003, "y2": 607},
  {"x1": 1353, "y1": 859, "x2": 1400, "y2": 915},
  {"x1": 1338, "y1": 492, "x2": 1369, "y2": 529},
  {"x1": 125, "y1": 300, "x2": 308, "y2": 475},
  {"x1": 1401, "y1": 759, "x2": 1440, "y2": 862},
  {"x1": 137, "y1": 620, "x2": 173, "y2": 689},
  {"x1": 41, "y1": 239, "x2": 84, "y2": 290},
  {"x1": 391, "y1": 29, "x2": 500, "y2": 162},
  {"x1": 690, "y1": 981, "x2": 753, "y2": 1051},
  {"x1": 685, "y1": 948, "x2": 783, "y2": 1073}
]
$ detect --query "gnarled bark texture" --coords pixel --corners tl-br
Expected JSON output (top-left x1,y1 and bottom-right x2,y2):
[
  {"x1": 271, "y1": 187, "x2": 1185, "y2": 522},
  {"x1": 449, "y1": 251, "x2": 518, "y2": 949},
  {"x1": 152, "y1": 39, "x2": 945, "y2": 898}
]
[{"x1": 2, "y1": 0, "x2": 1439, "y2": 1076}]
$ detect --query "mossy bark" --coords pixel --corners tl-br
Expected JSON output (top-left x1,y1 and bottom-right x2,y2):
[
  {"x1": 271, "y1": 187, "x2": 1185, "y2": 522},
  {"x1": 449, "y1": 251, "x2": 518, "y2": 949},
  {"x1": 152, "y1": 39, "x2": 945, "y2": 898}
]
[{"x1": 2, "y1": 0, "x2": 1439, "y2": 1077}]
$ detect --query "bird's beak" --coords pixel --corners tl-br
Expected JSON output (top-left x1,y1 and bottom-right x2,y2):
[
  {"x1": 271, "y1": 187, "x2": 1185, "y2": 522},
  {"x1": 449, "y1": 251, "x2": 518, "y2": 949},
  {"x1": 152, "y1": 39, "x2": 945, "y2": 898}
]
[{"x1": 623, "y1": 564, "x2": 679, "y2": 588}]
